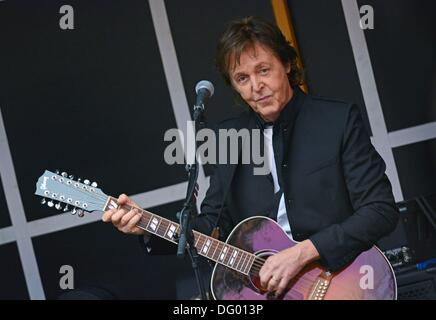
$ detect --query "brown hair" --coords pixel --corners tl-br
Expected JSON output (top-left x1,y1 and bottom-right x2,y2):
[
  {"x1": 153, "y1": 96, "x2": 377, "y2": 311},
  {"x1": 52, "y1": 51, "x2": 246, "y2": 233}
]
[{"x1": 216, "y1": 16, "x2": 302, "y2": 87}]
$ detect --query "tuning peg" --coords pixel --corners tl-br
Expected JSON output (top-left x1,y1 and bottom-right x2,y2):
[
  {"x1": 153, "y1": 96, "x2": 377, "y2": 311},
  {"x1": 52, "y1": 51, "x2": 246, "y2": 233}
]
[
  {"x1": 84, "y1": 179, "x2": 90, "y2": 185},
  {"x1": 61, "y1": 172, "x2": 68, "y2": 177},
  {"x1": 72, "y1": 208, "x2": 77, "y2": 215},
  {"x1": 91, "y1": 182, "x2": 98, "y2": 188},
  {"x1": 77, "y1": 209, "x2": 85, "y2": 217},
  {"x1": 63, "y1": 204, "x2": 70, "y2": 212},
  {"x1": 77, "y1": 178, "x2": 82, "y2": 183},
  {"x1": 55, "y1": 169, "x2": 60, "y2": 175},
  {"x1": 68, "y1": 175, "x2": 74, "y2": 180},
  {"x1": 47, "y1": 200, "x2": 54, "y2": 207},
  {"x1": 40, "y1": 198, "x2": 46, "y2": 205},
  {"x1": 55, "y1": 202, "x2": 62, "y2": 210}
]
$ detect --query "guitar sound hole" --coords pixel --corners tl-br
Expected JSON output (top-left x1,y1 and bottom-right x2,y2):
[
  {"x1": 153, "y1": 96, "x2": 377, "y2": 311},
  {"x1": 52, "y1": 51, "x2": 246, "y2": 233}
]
[{"x1": 249, "y1": 250, "x2": 277, "y2": 294}]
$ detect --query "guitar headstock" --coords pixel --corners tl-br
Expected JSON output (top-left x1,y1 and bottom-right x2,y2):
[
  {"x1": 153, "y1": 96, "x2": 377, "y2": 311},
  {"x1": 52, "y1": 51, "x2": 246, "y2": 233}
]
[{"x1": 35, "y1": 170, "x2": 108, "y2": 217}]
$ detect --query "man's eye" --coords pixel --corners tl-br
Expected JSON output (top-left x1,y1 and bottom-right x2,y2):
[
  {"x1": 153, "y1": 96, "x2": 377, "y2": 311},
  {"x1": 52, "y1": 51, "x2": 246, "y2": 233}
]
[
  {"x1": 237, "y1": 76, "x2": 248, "y2": 83},
  {"x1": 260, "y1": 68, "x2": 269, "y2": 74}
]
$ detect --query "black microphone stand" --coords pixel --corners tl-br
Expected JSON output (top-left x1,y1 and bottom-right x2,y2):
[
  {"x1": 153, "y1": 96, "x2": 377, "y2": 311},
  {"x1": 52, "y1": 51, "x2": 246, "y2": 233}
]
[{"x1": 176, "y1": 102, "x2": 208, "y2": 300}]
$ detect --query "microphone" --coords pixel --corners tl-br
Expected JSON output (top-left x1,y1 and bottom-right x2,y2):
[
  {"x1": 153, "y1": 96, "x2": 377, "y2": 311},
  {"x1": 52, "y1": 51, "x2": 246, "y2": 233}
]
[{"x1": 195, "y1": 80, "x2": 214, "y2": 110}]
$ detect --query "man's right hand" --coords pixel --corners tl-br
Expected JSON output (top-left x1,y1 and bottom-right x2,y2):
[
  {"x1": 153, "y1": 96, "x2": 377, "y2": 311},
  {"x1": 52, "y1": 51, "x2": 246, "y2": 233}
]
[{"x1": 102, "y1": 194, "x2": 149, "y2": 236}]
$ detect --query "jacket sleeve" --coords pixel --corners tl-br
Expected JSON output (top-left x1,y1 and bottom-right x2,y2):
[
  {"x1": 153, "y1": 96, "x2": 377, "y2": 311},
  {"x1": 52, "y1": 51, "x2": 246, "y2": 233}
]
[{"x1": 309, "y1": 104, "x2": 399, "y2": 272}]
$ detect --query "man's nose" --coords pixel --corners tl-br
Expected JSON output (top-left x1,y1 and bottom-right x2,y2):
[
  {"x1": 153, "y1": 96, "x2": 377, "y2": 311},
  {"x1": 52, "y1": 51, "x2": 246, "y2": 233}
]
[{"x1": 251, "y1": 75, "x2": 264, "y2": 92}]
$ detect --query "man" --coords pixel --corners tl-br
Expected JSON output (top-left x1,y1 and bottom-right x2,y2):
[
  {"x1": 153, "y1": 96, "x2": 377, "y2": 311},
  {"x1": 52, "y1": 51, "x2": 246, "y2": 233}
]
[{"x1": 102, "y1": 16, "x2": 398, "y2": 298}]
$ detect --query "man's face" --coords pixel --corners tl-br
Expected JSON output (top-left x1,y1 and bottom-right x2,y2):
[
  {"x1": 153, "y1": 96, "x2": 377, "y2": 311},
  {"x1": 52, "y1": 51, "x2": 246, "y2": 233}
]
[{"x1": 229, "y1": 42, "x2": 293, "y2": 122}]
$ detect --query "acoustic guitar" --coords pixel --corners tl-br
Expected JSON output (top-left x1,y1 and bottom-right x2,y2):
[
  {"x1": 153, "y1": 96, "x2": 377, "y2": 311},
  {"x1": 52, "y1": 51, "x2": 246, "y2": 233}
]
[{"x1": 35, "y1": 170, "x2": 397, "y2": 300}]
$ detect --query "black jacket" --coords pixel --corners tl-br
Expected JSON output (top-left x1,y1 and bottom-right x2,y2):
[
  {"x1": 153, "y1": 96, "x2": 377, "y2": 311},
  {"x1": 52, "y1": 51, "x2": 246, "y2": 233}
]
[{"x1": 147, "y1": 88, "x2": 399, "y2": 272}]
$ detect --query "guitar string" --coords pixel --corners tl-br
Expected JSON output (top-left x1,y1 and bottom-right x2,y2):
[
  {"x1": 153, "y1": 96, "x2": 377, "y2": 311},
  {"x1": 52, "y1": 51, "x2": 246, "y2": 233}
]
[
  {"x1": 49, "y1": 181, "x2": 321, "y2": 293},
  {"x1": 138, "y1": 210, "x2": 301, "y2": 274},
  {"x1": 49, "y1": 179, "x2": 109, "y2": 203},
  {"x1": 54, "y1": 188, "x2": 268, "y2": 271},
  {"x1": 255, "y1": 275, "x2": 312, "y2": 294},
  {"x1": 181, "y1": 235, "x2": 315, "y2": 287},
  {"x1": 205, "y1": 243, "x2": 316, "y2": 287},
  {"x1": 249, "y1": 272, "x2": 314, "y2": 292},
  {"x1": 116, "y1": 205, "x2": 309, "y2": 285},
  {"x1": 141, "y1": 213, "x2": 317, "y2": 289},
  {"x1": 54, "y1": 188, "x2": 306, "y2": 276},
  {"x1": 138, "y1": 213, "x2": 266, "y2": 265},
  {"x1": 248, "y1": 261, "x2": 318, "y2": 286},
  {"x1": 45, "y1": 184, "x2": 108, "y2": 208},
  {"x1": 248, "y1": 266, "x2": 316, "y2": 287},
  {"x1": 132, "y1": 207, "x2": 312, "y2": 278},
  {"x1": 52, "y1": 186, "x2": 270, "y2": 271},
  {"x1": 54, "y1": 181, "x2": 300, "y2": 278},
  {"x1": 109, "y1": 203, "x2": 310, "y2": 286},
  {"x1": 53, "y1": 182, "x2": 316, "y2": 288}
]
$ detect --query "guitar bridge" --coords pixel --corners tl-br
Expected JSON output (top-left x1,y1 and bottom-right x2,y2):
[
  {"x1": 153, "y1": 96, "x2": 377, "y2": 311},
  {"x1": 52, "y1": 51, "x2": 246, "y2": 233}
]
[{"x1": 307, "y1": 271, "x2": 333, "y2": 300}]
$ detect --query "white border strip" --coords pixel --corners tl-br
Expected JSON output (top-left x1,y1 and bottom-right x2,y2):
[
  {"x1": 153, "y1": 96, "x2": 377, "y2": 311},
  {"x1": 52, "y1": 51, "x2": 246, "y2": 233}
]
[
  {"x1": 389, "y1": 122, "x2": 436, "y2": 148},
  {"x1": 0, "y1": 225, "x2": 15, "y2": 245},
  {"x1": 341, "y1": 0, "x2": 403, "y2": 202},
  {"x1": 0, "y1": 108, "x2": 45, "y2": 299},
  {"x1": 148, "y1": 0, "x2": 208, "y2": 207}
]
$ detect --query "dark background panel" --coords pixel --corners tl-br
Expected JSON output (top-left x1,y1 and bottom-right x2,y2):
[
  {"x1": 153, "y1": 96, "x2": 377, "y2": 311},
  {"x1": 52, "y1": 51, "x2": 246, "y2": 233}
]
[
  {"x1": 33, "y1": 201, "x2": 206, "y2": 299},
  {"x1": 394, "y1": 138, "x2": 436, "y2": 201},
  {"x1": 287, "y1": 0, "x2": 370, "y2": 135},
  {"x1": 34, "y1": 221, "x2": 175, "y2": 299},
  {"x1": 0, "y1": 177, "x2": 12, "y2": 228},
  {"x1": 34, "y1": 200, "x2": 190, "y2": 300},
  {"x1": 0, "y1": 0, "x2": 186, "y2": 222},
  {"x1": 359, "y1": 0, "x2": 436, "y2": 132},
  {"x1": 0, "y1": 242, "x2": 29, "y2": 299}
]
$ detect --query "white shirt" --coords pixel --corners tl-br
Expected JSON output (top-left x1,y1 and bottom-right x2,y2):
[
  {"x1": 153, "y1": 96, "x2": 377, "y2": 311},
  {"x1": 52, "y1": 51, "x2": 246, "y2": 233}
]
[{"x1": 263, "y1": 125, "x2": 294, "y2": 239}]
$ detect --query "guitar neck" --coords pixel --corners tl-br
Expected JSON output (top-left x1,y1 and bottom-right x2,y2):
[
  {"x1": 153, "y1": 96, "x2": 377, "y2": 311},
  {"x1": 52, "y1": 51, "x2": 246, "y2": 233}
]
[{"x1": 104, "y1": 196, "x2": 256, "y2": 276}]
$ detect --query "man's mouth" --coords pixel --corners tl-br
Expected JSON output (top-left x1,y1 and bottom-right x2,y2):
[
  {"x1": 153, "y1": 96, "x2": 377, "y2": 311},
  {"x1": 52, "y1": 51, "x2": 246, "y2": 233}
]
[{"x1": 256, "y1": 95, "x2": 272, "y2": 102}]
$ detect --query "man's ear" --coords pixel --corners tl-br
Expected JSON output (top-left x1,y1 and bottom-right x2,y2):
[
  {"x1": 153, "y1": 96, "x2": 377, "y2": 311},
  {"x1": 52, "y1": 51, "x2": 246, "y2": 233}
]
[{"x1": 286, "y1": 63, "x2": 291, "y2": 74}]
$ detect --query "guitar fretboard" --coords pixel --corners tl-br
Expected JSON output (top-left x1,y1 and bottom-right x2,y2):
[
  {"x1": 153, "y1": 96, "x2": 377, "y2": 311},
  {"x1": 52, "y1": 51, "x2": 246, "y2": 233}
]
[{"x1": 104, "y1": 197, "x2": 257, "y2": 275}]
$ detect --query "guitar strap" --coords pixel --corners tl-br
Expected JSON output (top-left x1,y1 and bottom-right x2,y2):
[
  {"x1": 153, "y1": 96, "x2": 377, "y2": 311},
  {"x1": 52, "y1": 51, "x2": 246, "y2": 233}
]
[
  {"x1": 210, "y1": 163, "x2": 238, "y2": 240},
  {"x1": 210, "y1": 111, "x2": 256, "y2": 240}
]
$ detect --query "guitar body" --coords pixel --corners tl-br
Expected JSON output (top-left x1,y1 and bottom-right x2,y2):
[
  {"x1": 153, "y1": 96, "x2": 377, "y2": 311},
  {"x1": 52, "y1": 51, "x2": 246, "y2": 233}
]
[{"x1": 210, "y1": 216, "x2": 397, "y2": 300}]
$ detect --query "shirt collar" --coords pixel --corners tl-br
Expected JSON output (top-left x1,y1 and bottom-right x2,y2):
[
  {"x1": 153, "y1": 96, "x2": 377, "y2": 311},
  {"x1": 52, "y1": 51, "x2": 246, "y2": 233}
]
[{"x1": 254, "y1": 85, "x2": 305, "y2": 130}]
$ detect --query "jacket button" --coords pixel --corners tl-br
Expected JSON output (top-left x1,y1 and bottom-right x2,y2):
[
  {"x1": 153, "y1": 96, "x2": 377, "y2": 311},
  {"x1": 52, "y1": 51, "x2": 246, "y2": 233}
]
[
  {"x1": 287, "y1": 199, "x2": 293, "y2": 206},
  {"x1": 282, "y1": 163, "x2": 288, "y2": 168}
]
